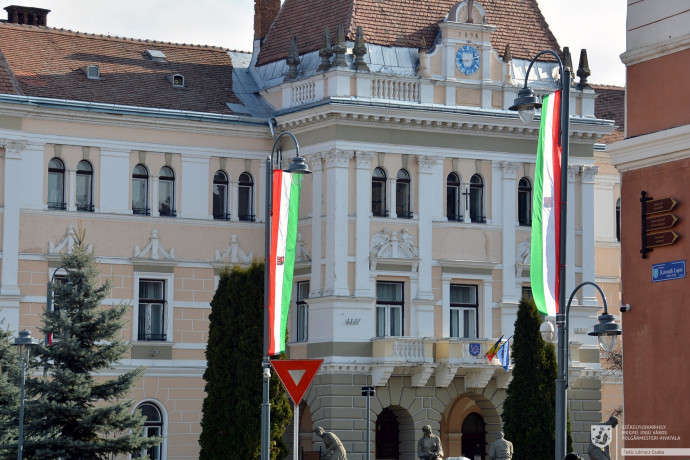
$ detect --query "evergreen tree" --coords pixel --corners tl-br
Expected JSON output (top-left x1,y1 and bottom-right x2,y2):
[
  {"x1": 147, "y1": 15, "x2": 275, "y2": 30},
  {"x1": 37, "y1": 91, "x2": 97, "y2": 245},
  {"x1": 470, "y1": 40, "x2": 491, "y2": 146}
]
[
  {"x1": 0, "y1": 321, "x2": 21, "y2": 457},
  {"x1": 15, "y1": 227, "x2": 161, "y2": 459},
  {"x1": 200, "y1": 262, "x2": 291, "y2": 460},
  {"x1": 502, "y1": 296, "x2": 558, "y2": 460}
]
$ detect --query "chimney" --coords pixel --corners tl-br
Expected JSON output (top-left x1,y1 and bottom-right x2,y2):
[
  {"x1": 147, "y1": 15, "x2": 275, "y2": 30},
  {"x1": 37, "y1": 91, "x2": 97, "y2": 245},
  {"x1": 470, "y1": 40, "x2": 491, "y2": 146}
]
[
  {"x1": 4, "y1": 5, "x2": 50, "y2": 26},
  {"x1": 254, "y1": 0, "x2": 280, "y2": 41}
]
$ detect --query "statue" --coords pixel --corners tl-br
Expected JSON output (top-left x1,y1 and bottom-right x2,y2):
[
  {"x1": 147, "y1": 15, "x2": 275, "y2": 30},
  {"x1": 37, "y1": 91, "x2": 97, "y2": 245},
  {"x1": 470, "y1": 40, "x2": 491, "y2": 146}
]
[
  {"x1": 314, "y1": 426, "x2": 347, "y2": 460},
  {"x1": 488, "y1": 431, "x2": 513, "y2": 460},
  {"x1": 417, "y1": 425, "x2": 443, "y2": 459},
  {"x1": 588, "y1": 416, "x2": 618, "y2": 460}
]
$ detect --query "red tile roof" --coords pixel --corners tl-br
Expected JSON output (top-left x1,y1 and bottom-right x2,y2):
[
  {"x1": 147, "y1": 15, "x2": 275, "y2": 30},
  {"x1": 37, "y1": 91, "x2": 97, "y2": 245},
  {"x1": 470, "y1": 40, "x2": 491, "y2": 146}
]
[
  {"x1": 0, "y1": 23, "x2": 240, "y2": 114},
  {"x1": 594, "y1": 84, "x2": 625, "y2": 143},
  {"x1": 256, "y1": 0, "x2": 561, "y2": 66}
]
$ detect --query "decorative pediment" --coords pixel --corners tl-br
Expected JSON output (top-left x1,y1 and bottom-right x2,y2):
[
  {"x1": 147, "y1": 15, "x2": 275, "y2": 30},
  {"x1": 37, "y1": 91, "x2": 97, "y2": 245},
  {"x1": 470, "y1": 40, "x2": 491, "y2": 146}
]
[
  {"x1": 295, "y1": 232, "x2": 311, "y2": 263},
  {"x1": 516, "y1": 239, "x2": 530, "y2": 277},
  {"x1": 133, "y1": 229, "x2": 174, "y2": 261},
  {"x1": 214, "y1": 234, "x2": 253, "y2": 266},
  {"x1": 48, "y1": 224, "x2": 92, "y2": 257},
  {"x1": 370, "y1": 228, "x2": 419, "y2": 259}
]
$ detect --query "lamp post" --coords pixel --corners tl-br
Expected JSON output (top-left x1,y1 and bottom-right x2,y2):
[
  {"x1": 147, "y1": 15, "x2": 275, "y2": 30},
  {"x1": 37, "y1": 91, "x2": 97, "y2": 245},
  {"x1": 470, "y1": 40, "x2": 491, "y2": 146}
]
[
  {"x1": 13, "y1": 329, "x2": 39, "y2": 460},
  {"x1": 261, "y1": 130, "x2": 311, "y2": 460},
  {"x1": 511, "y1": 51, "x2": 622, "y2": 459}
]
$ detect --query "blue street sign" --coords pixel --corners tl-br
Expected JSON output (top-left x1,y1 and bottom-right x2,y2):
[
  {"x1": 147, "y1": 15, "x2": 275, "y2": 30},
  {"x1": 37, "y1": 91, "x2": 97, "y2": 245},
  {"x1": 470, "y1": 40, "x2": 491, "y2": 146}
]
[{"x1": 652, "y1": 260, "x2": 686, "y2": 282}]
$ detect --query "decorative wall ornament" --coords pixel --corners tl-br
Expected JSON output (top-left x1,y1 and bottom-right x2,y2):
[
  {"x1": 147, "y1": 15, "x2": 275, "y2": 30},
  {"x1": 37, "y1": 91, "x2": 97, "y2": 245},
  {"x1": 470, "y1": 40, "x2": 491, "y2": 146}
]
[
  {"x1": 1, "y1": 139, "x2": 27, "y2": 158},
  {"x1": 581, "y1": 165, "x2": 599, "y2": 183},
  {"x1": 214, "y1": 234, "x2": 253, "y2": 264},
  {"x1": 370, "y1": 228, "x2": 419, "y2": 258},
  {"x1": 516, "y1": 239, "x2": 530, "y2": 265},
  {"x1": 284, "y1": 35, "x2": 300, "y2": 82},
  {"x1": 317, "y1": 27, "x2": 333, "y2": 72},
  {"x1": 332, "y1": 24, "x2": 347, "y2": 67},
  {"x1": 355, "y1": 151, "x2": 376, "y2": 168},
  {"x1": 49, "y1": 224, "x2": 92, "y2": 255},
  {"x1": 295, "y1": 232, "x2": 311, "y2": 263},
  {"x1": 323, "y1": 149, "x2": 353, "y2": 168},
  {"x1": 134, "y1": 229, "x2": 174, "y2": 260},
  {"x1": 352, "y1": 26, "x2": 369, "y2": 71},
  {"x1": 418, "y1": 155, "x2": 440, "y2": 173}
]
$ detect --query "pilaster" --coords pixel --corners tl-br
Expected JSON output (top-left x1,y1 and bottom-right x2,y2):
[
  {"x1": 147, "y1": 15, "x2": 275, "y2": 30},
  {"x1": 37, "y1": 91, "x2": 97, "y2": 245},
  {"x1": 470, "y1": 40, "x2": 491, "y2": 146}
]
[
  {"x1": 355, "y1": 152, "x2": 375, "y2": 297},
  {"x1": 306, "y1": 154, "x2": 323, "y2": 296},
  {"x1": 566, "y1": 165, "x2": 577, "y2": 301},
  {"x1": 580, "y1": 166, "x2": 599, "y2": 305},
  {"x1": 417, "y1": 156, "x2": 440, "y2": 300},
  {"x1": 500, "y1": 161, "x2": 520, "y2": 304}
]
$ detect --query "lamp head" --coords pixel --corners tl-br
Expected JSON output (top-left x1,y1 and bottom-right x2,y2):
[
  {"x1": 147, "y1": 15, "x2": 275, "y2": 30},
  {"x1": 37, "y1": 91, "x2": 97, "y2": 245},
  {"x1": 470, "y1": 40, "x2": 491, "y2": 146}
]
[
  {"x1": 539, "y1": 320, "x2": 555, "y2": 342},
  {"x1": 12, "y1": 329, "x2": 39, "y2": 362},
  {"x1": 285, "y1": 155, "x2": 312, "y2": 175},
  {"x1": 509, "y1": 86, "x2": 542, "y2": 123},
  {"x1": 588, "y1": 312, "x2": 622, "y2": 352}
]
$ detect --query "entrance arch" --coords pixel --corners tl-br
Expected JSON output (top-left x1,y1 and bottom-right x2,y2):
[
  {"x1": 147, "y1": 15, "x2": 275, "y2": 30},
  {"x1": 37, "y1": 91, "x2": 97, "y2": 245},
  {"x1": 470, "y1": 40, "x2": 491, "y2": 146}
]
[
  {"x1": 461, "y1": 412, "x2": 485, "y2": 459},
  {"x1": 375, "y1": 405, "x2": 415, "y2": 460},
  {"x1": 440, "y1": 393, "x2": 501, "y2": 458}
]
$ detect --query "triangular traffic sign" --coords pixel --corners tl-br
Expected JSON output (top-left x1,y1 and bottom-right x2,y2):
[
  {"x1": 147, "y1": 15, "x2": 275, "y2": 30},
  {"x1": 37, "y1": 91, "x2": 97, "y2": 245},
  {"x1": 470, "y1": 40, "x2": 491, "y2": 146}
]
[{"x1": 270, "y1": 359, "x2": 323, "y2": 404}]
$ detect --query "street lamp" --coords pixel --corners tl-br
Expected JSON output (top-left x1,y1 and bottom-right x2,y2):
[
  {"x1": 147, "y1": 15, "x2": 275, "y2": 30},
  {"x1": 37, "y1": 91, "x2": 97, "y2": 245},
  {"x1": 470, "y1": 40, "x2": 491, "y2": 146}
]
[
  {"x1": 13, "y1": 329, "x2": 39, "y2": 460},
  {"x1": 511, "y1": 51, "x2": 622, "y2": 459},
  {"x1": 261, "y1": 130, "x2": 311, "y2": 460}
]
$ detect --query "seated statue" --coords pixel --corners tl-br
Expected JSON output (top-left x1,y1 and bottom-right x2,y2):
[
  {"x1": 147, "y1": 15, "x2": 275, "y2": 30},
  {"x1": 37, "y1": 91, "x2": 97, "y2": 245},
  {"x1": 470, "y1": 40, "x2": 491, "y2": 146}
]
[{"x1": 417, "y1": 425, "x2": 443, "y2": 460}]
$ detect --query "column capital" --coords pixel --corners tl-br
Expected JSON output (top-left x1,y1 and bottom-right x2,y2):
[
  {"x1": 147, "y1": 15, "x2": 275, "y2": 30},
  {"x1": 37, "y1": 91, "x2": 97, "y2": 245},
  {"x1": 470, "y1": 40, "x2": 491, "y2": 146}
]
[
  {"x1": 1, "y1": 139, "x2": 27, "y2": 159},
  {"x1": 580, "y1": 165, "x2": 599, "y2": 184},
  {"x1": 568, "y1": 164, "x2": 578, "y2": 182},
  {"x1": 418, "y1": 155, "x2": 441, "y2": 173},
  {"x1": 500, "y1": 160, "x2": 520, "y2": 179},
  {"x1": 304, "y1": 153, "x2": 323, "y2": 172},
  {"x1": 355, "y1": 151, "x2": 376, "y2": 169},
  {"x1": 323, "y1": 149, "x2": 353, "y2": 168}
]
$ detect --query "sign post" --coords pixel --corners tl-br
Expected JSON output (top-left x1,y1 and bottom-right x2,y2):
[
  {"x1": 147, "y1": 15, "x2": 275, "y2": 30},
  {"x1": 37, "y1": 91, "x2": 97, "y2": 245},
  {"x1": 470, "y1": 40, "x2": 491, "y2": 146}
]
[
  {"x1": 271, "y1": 359, "x2": 323, "y2": 460},
  {"x1": 641, "y1": 192, "x2": 681, "y2": 258}
]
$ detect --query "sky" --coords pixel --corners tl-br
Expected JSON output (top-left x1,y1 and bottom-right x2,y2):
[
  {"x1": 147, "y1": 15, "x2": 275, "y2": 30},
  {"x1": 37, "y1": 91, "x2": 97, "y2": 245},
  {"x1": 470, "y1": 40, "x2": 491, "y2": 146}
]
[{"x1": 2, "y1": 0, "x2": 626, "y2": 87}]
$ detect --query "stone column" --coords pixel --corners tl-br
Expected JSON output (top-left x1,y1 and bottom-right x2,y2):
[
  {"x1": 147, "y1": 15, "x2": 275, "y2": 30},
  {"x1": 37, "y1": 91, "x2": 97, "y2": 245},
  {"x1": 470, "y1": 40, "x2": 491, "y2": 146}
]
[
  {"x1": 580, "y1": 166, "x2": 599, "y2": 305},
  {"x1": 566, "y1": 165, "x2": 577, "y2": 301},
  {"x1": 1, "y1": 139, "x2": 26, "y2": 299},
  {"x1": 231, "y1": 177, "x2": 239, "y2": 222},
  {"x1": 355, "y1": 152, "x2": 375, "y2": 296},
  {"x1": 68, "y1": 166, "x2": 77, "y2": 211},
  {"x1": 323, "y1": 149, "x2": 352, "y2": 297},
  {"x1": 500, "y1": 161, "x2": 520, "y2": 304},
  {"x1": 417, "y1": 156, "x2": 438, "y2": 300},
  {"x1": 307, "y1": 154, "x2": 323, "y2": 297}
]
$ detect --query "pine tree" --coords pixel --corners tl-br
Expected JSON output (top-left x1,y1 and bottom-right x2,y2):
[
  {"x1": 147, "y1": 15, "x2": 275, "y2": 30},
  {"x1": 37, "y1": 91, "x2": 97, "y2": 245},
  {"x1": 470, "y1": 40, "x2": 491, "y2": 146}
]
[
  {"x1": 0, "y1": 322, "x2": 21, "y2": 458},
  {"x1": 502, "y1": 296, "x2": 558, "y2": 460},
  {"x1": 17, "y1": 227, "x2": 161, "y2": 459},
  {"x1": 199, "y1": 261, "x2": 292, "y2": 460}
]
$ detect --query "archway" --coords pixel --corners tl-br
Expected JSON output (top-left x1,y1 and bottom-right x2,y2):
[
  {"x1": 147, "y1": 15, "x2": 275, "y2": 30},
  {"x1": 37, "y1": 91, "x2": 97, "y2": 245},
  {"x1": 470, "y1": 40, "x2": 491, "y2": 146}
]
[
  {"x1": 375, "y1": 405, "x2": 415, "y2": 460},
  {"x1": 440, "y1": 393, "x2": 501, "y2": 458},
  {"x1": 461, "y1": 412, "x2": 486, "y2": 459}
]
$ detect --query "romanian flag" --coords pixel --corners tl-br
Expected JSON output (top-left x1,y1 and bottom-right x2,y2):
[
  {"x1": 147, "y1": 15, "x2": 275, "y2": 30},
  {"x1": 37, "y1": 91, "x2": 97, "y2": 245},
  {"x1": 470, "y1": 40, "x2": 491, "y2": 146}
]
[
  {"x1": 267, "y1": 170, "x2": 303, "y2": 356},
  {"x1": 530, "y1": 91, "x2": 562, "y2": 317},
  {"x1": 486, "y1": 335, "x2": 504, "y2": 362}
]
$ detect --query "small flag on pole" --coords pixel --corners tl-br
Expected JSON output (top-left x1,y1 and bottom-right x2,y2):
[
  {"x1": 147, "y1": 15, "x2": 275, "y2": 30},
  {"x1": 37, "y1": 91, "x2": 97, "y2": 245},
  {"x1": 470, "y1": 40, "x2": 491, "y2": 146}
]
[
  {"x1": 497, "y1": 337, "x2": 511, "y2": 372},
  {"x1": 486, "y1": 335, "x2": 504, "y2": 362}
]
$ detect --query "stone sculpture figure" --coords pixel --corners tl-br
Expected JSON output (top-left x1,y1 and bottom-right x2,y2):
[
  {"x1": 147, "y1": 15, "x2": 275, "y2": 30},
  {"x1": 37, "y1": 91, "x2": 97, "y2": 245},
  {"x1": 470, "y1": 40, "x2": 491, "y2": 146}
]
[
  {"x1": 417, "y1": 425, "x2": 443, "y2": 459},
  {"x1": 314, "y1": 426, "x2": 347, "y2": 460},
  {"x1": 488, "y1": 431, "x2": 513, "y2": 459},
  {"x1": 588, "y1": 416, "x2": 618, "y2": 460}
]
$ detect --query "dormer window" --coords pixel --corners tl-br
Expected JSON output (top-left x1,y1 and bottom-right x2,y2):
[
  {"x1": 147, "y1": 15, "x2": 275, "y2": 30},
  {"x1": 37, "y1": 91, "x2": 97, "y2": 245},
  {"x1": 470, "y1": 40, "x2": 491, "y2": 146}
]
[
  {"x1": 83, "y1": 65, "x2": 100, "y2": 80},
  {"x1": 167, "y1": 74, "x2": 185, "y2": 88},
  {"x1": 145, "y1": 49, "x2": 167, "y2": 63}
]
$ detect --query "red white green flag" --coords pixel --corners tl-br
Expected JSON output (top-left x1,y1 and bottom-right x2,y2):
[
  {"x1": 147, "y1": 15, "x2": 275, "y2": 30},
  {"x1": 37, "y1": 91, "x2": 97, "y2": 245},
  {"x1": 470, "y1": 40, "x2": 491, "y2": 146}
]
[
  {"x1": 268, "y1": 170, "x2": 304, "y2": 356},
  {"x1": 530, "y1": 91, "x2": 562, "y2": 317}
]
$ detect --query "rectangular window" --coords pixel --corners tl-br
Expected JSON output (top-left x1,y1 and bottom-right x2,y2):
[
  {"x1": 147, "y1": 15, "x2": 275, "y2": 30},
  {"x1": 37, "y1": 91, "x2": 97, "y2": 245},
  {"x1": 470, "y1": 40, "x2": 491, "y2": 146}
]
[
  {"x1": 450, "y1": 284, "x2": 478, "y2": 339},
  {"x1": 296, "y1": 281, "x2": 309, "y2": 342},
  {"x1": 376, "y1": 281, "x2": 403, "y2": 337},
  {"x1": 138, "y1": 280, "x2": 166, "y2": 341}
]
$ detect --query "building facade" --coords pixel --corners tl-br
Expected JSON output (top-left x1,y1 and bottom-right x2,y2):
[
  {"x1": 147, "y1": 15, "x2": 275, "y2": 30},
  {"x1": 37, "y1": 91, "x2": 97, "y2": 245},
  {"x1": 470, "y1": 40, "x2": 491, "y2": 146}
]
[
  {"x1": 609, "y1": 1, "x2": 690, "y2": 458},
  {"x1": 0, "y1": 1, "x2": 617, "y2": 458}
]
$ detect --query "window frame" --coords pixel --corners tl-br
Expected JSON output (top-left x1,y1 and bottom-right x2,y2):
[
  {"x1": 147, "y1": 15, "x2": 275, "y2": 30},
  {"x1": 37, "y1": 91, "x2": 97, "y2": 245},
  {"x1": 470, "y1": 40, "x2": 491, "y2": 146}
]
[
  {"x1": 132, "y1": 164, "x2": 150, "y2": 216},
  {"x1": 48, "y1": 157, "x2": 66, "y2": 210},
  {"x1": 449, "y1": 284, "x2": 479, "y2": 339},
  {"x1": 376, "y1": 281, "x2": 404, "y2": 337},
  {"x1": 372, "y1": 167, "x2": 388, "y2": 217},
  {"x1": 213, "y1": 170, "x2": 230, "y2": 220},
  {"x1": 158, "y1": 166, "x2": 176, "y2": 217},
  {"x1": 518, "y1": 177, "x2": 532, "y2": 226},
  {"x1": 76, "y1": 160, "x2": 94, "y2": 212},
  {"x1": 395, "y1": 169, "x2": 413, "y2": 219},
  {"x1": 238, "y1": 172, "x2": 255, "y2": 222},
  {"x1": 469, "y1": 174, "x2": 486, "y2": 223},
  {"x1": 446, "y1": 172, "x2": 462, "y2": 222},
  {"x1": 295, "y1": 281, "x2": 309, "y2": 342},
  {"x1": 133, "y1": 273, "x2": 174, "y2": 343},
  {"x1": 134, "y1": 401, "x2": 167, "y2": 460}
]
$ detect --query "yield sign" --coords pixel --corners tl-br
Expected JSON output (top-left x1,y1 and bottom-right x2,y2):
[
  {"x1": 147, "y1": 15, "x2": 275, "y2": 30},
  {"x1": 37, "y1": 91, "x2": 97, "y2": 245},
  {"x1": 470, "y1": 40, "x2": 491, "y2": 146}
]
[{"x1": 270, "y1": 359, "x2": 323, "y2": 404}]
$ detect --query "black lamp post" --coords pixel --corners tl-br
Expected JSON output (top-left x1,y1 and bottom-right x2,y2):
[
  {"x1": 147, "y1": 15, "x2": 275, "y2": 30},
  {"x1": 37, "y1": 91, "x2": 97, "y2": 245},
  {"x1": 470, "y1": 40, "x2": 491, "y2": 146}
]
[
  {"x1": 510, "y1": 51, "x2": 621, "y2": 459},
  {"x1": 261, "y1": 130, "x2": 311, "y2": 460},
  {"x1": 13, "y1": 329, "x2": 39, "y2": 460}
]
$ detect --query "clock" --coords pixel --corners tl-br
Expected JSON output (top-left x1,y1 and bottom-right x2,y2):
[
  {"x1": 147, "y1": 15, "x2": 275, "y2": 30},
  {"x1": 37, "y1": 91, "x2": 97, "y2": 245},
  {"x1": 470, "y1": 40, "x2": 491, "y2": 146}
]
[{"x1": 456, "y1": 45, "x2": 480, "y2": 75}]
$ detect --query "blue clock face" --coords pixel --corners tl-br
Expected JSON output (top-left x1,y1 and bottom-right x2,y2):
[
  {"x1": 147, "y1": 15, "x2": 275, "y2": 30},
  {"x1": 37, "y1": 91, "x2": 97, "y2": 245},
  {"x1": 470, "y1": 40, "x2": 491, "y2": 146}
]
[{"x1": 456, "y1": 45, "x2": 480, "y2": 75}]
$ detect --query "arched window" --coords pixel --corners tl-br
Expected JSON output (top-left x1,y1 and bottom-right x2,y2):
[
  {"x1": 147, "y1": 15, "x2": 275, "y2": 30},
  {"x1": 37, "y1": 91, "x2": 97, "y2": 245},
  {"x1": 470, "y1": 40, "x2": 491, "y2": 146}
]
[
  {"x1": 76, "y1": 160, "x2": 94, "y2": 212},
  {"x1": 616, "y1": 197, "x2": 621, "y2": 242},
  {"x1": 518, "y1": 177, "x2": 532, "y2": 226},
  {"x1": 158, "y1": 166, "x2": 176, "y2": 217},
  {"x1": 469, "y1": 174, "x2": 485, "y2": 223},
  {"x1": 213, "y1": 170, "x2": 230, "y2": 220},
  {"x1": 372, "y1": 167, "x2": 387, "y2": 217},
  {"x1": 132, "y1": 164, "x2": 149, "y2": 215},
  {"x1": 461, "y1": 413, "x2": 486, "y2": 459},
  {"x1": 238, "y1": 172, "x2": 254, "y2": 222},
  {"x1": 134, "y1": 402, "x2": 164, "y2": 459},
  {"x1": 396, "y1": 169, "x2": 412, "y2": 219},
  {"x1": 447, "y1": 172, "x2": 462, "y2": 222},
  {"x1": 48, "y1": 158, "x2": 66, "y2": 210}
]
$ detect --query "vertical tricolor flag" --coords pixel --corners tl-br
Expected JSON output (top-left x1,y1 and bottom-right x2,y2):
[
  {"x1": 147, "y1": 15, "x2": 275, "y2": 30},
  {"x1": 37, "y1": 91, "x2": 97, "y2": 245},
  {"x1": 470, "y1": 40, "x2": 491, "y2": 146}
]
[
  {"x1": 268, "y1": 169, "x2": 304, "y2": 356},
  {"x1": 486, "y1": 335, "x2": 504, "y2": 362},
  {"x1": 530, "y1": 91, "x2": 562, "y2": 317}
]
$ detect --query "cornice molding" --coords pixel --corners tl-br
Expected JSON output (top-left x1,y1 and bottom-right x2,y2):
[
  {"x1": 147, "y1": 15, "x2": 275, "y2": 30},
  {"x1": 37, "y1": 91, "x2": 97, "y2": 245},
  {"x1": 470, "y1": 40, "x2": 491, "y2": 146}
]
[{"x1": 608, "y1": 124, "x2": 690, "y2": 172}]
